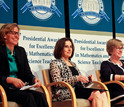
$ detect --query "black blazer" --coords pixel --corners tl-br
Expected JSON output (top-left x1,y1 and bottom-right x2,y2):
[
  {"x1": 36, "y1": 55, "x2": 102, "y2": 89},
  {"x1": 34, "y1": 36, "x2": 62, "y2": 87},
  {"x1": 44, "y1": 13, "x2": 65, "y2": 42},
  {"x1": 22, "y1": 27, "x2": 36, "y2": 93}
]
[{"x1": 0, "y1": 45, "x2": 35, "y2": 90}]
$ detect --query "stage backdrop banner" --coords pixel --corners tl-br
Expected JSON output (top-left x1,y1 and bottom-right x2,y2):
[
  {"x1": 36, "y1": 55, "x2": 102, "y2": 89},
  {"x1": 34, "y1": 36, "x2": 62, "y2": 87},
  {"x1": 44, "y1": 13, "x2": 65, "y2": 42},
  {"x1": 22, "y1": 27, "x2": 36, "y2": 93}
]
[
  {"x1": 69, "y1": 0, "x2": 113, "y2": 78},
  {"x1": 0, "y1": 0, "x2": 13, "y2": 24},
  {"x1": 18, "y1": 26, "x2": 65, "y2": 82},
  {"x1": 18, "y1": 0, "x2": 65, "y2": 81},
  {"x1": 114, "y1": 0, "x2": 124, "y2": 36},
  {"x1": 68, "y1": 0, "x2": 112, "y2": 32},
  {"x1": 71, "y1": 33, "x2": 113, "y2": 78},
  {"x1": 115, "y1": 0, "x2": 124, "y2": 46},
  {"x1": 18, "y1": 0, "x2": 65, "y2": 28}
]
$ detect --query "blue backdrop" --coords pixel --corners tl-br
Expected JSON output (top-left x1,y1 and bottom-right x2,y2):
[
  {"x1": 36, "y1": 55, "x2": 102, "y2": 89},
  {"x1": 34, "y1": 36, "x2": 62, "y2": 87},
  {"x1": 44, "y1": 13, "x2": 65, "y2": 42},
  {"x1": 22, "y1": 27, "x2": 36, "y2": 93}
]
[
  {"x1": 0, "y1": 0, "x2": 13, "y2": 23},
  {"x1": 68, "y1": 0, "x2": 113, "y2": 32},
  {"x1": 114, "y1": 0, "x2": 124, "y2": 34},
  {"x1": 18, "y1": 0, "x2": 65, "y2": 29}
]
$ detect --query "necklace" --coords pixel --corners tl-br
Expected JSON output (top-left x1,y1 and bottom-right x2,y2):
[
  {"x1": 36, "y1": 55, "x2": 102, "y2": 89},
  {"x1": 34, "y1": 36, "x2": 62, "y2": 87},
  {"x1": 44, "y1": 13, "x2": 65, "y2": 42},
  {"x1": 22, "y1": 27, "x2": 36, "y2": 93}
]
[
  {"x1": 108, "y1": 59, "x2": 124, "y2": 73},
  {"x1": 109, "y1": 58, "x2": 122, "y2": 66}
]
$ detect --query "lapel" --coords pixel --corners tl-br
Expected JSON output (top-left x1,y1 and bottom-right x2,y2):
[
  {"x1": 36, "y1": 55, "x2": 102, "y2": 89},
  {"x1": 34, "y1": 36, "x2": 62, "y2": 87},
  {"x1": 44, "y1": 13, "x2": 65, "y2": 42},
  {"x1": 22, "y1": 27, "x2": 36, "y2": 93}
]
[
  {"x1": 3, "y1": 45, "x2": 8, "y2": 61},
  {"x1": 2, "y1": 45, "x2": 11, "y2": 74},
  {"x1": 14, "y1": 46, "x2": 21, "y2": 71}
]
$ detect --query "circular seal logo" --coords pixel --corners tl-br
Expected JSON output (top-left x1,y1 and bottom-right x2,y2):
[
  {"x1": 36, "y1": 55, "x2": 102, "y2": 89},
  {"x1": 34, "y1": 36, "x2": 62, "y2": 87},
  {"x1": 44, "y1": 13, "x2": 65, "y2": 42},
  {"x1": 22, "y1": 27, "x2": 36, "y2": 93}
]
[
  {"x1": 72, "y1": 0, "x2": 110, "y2": 24},
  {"x1": 80, "y1": 0, "x2": 102, "y2": 24},
  {"x1": 30, "y1": 0, "x2": 54, "y2": 20},
  {"x1": 21, "y1": 0, "x2": 62, "y2": 20},
  {"x1": 122, "y1": 2, "x2": 124, "y2": 14}
]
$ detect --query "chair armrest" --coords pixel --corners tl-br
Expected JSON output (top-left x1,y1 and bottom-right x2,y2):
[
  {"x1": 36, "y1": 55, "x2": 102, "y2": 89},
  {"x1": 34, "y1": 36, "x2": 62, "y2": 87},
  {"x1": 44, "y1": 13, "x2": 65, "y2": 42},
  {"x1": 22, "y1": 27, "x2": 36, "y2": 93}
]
[
  {"x1": 92, "y1": 81, "x2": 111, "y2": 107},
  {"x1": 104, "y1": 81, "x2": 124, "y2": 89},
  {"x1": 40, "y1": 84, "x2": 52, "y2": 107},
  {"x1": 0, "y1": 85, "x2": 8, "y2": 107},
  {"x1": 46, "y1": 81, "x2": 77, "y2": 107},
  {"x1": 92, "y1": 81, "x2": 109, "y2": 91}
]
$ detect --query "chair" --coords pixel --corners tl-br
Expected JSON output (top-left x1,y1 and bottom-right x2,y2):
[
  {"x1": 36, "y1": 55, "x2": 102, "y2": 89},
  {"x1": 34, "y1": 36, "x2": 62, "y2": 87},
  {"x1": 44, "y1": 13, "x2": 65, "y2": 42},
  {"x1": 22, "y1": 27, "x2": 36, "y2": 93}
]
[
  {"x1": 0, "y1": 84, "x2": 51, "y2": 107},
  {"x1": 95, "y1": 70, "x2": 124, "y2": 106},
  {"x1": 42, "y1": 69, "x2": 111, "y2": 107},
  {"x1": 0, "y1": 85, "x2": 7, "y2": 107}
]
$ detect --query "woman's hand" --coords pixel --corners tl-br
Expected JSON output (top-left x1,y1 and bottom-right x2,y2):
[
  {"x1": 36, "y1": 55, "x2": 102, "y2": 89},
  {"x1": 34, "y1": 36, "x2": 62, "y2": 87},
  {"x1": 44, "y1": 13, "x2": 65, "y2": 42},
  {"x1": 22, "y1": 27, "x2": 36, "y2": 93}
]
[
  {"x1": 77, "y1": 75, "x2": 89, "y2": 83},
  {"x1": 6, "y1": 77, "x2": 25, "y2": 88},
  {"x1": 34, "y1": 77, "x2": 42, "y2": 87}
]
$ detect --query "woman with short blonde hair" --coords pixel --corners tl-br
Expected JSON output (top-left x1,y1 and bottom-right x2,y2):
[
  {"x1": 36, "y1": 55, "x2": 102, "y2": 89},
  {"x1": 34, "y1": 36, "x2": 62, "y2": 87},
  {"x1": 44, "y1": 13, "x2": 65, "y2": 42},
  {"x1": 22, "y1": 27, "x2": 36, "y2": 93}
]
[
  {"x1": 106, "y1": 39, "x2": 123, "y2": 56},
  {"x1": 100, "y1": 38, "x2": 124, "y2": 105}
]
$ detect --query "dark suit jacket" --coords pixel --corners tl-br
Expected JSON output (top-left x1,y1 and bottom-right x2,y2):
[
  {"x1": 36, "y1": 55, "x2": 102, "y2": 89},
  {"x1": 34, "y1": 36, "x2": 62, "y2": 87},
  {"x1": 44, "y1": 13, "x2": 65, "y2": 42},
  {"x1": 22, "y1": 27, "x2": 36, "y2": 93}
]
[
  {"x1": 0, "y1": 45, "x2": 35, "y2": 90},
  {"x1": 100, "y1": 60, "x2": 124, "y2": 99}
]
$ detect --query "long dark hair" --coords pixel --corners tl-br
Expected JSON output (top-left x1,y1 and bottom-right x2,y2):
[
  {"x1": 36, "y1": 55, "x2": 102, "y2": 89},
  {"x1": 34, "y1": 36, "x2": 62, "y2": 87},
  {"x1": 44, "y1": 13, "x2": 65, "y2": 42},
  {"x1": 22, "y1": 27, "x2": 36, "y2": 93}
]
[{"x1": 54, "y1": 37, "x2": 74, "y2": 59}]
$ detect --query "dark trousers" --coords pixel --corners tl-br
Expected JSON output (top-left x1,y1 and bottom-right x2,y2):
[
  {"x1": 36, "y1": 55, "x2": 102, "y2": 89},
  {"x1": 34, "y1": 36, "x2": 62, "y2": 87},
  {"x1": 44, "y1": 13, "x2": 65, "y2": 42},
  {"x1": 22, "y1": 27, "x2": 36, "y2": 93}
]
[{"x1": 6, "y1": 89, "x2": 49, "y2": 107}]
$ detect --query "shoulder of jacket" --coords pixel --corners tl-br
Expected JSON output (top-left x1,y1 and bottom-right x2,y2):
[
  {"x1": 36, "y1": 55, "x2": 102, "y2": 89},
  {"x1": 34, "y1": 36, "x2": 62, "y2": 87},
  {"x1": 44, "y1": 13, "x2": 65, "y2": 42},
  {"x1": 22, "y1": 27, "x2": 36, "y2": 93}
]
[
  {"x1": 15, "y1": 46, "x2": 24, "y2": 49},
  {"x1": 51, "y1": 59, "x2": 64, "y2": 67},
  {"x1": 101, "y1": 60, "x2": 109, "y2": 64},
  {"x1": 15, "y1": 46, "x2": 26, "y2": 52},
  {"x1": 51, "y1": 59, "x2": 62, "y2": 62}
]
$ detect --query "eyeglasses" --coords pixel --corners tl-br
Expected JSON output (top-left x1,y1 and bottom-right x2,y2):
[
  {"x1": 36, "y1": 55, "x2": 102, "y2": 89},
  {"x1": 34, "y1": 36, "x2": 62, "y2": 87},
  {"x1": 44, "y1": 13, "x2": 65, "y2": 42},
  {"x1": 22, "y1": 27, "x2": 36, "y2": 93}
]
[
  {"x1": 116, "y1": 47, "x2": 124, "y2": 50},
  {"x1": 7, "y1": 31, "x2": 21, "y2": 36}
]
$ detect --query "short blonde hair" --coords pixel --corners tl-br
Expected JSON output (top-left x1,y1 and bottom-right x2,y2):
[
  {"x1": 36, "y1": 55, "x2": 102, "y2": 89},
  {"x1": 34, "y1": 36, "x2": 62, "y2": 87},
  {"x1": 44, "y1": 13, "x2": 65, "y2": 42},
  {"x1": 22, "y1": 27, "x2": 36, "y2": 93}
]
[{"x1": 106, "y1": 39, "x2": 123, "y2": 56}]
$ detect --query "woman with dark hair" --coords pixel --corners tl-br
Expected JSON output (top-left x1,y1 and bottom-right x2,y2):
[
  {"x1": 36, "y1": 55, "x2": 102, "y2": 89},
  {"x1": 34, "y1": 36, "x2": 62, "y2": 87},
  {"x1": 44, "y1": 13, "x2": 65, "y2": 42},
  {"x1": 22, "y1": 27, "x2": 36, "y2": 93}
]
[
  {"x1": 50, "y1": 37, "x2": 109, "y2": 107},
  {"x1": 0, "y1": 23, "x2": 49, "y2": 107},
  {"x1": 100, "y1": 38, "x2": 124, "y2": 104}
]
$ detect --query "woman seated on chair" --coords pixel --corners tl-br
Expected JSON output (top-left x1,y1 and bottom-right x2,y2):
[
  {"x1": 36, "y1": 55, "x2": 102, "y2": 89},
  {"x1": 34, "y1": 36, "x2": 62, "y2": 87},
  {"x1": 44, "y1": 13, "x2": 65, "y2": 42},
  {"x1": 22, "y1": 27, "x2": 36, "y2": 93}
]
[
  {"x1": 0, "y1": 23, "x2": 49, "y2": 107},
  {"x1": 100, "y1": 38, "x2": 124, "y2": 104},
  {"x1": 50, "y1": 37, "x2": 109, "y2": 107}
]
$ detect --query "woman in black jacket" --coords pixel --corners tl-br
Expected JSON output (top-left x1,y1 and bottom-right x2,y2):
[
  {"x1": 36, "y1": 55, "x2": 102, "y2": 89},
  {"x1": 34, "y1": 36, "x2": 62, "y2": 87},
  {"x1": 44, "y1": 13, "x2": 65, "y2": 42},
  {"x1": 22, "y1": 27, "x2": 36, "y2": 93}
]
[
  {"x1": 100, "y1": 38, "x2": 124, "y2": 104},
  {"x1": 0, "y1": 23, "x2": 48, "y2": 107}
]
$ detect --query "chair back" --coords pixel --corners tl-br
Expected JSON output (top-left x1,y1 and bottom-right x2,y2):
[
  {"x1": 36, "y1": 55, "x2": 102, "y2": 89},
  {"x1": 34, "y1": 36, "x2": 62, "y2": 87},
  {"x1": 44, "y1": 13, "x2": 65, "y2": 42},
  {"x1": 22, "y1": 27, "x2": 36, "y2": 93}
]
[
  {"x1": 0, "y1": 85, "x2": 8, "y2": 107},
  {"x1": 95, "y1": 70, "x2": 102, "y2": 82},
  {"x1": 42, "y1": 69, "x2": 52, "y2": 99}
]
